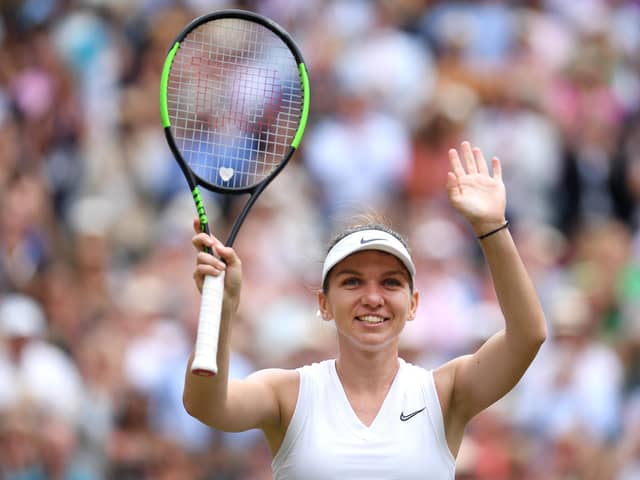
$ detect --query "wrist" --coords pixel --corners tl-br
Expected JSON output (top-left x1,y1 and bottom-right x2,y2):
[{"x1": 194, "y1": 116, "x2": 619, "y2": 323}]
[{"x1": 474, "y1": 219, "x2": 509, "y2": 240}]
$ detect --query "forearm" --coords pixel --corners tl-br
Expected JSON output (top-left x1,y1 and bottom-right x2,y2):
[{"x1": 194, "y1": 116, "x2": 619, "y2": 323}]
[
  {"x1": 444, "y1": 143, "x2": 547, "y2": 421},
  {"x1": 183, "y1": 306, "x2": 234, "y2": 426},
  {"x1": 478, "y1": 227, "x2": 547, "y2": 347}
]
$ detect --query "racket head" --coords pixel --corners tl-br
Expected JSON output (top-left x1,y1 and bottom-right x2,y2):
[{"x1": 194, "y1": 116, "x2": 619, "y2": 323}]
[{"x1": 160, "y1": 9, "x2": 310, "y2": 196}]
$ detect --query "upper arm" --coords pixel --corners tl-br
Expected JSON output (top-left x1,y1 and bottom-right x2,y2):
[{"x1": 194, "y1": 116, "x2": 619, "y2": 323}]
[
  {"x1": 433, "y1": 331, "x2": 543, "y2": 457},
  {"x1": 446, "y1": 329, "x2": 544, "y2": 422},
  {"x1": 187, "y1": 368, "x2": 299, "y2": 433}
]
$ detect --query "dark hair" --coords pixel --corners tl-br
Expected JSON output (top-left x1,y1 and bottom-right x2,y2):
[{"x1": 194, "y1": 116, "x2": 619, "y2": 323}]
[{"x1": 322, "y1": 212, "x2": 413, "y2": 293}]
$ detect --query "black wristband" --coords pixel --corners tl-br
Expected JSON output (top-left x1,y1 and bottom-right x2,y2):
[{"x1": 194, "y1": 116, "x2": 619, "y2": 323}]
[{"x1": 477, "y1": 221, "x2": 509, "y2": 240}]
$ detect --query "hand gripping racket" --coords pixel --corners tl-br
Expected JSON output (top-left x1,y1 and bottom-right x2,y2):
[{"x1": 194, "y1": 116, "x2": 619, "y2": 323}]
[{"x1": 160, "y1": 9, "x2": 310, "y2": 376}]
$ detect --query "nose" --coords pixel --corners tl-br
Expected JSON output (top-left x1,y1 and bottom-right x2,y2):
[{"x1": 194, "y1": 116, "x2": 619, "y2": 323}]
[{"x1": 361, "y1": 282, "x2": 384, "y2": 308}]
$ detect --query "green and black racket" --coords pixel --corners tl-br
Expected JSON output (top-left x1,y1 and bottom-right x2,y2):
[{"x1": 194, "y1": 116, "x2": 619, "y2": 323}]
[{"x1": 160, "y1": 9, "x2": 310, "y2": 376}]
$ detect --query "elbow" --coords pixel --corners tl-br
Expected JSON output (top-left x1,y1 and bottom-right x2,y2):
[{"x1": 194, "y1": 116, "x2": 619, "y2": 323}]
[
  {"x1": 182, "y1": 392, "x2": 198, "y2": 419},
  {"x1": 539, "y1": 328, "x2": 548, "y2": 346},
  {"x1": 531, "y1": 316, "x2": 548, "y2": 350},
  {"x1": 183, "y1": 391, "x2": 208, "y2": 423},
  {"x1": 507, "y1": 315, "x2": 547, "y2": 353},
  {"x1": 538, "y1": 314, "x2": 548, "y2": 344},
  {"x1": 183, "y1": 390, "x2": 223, "y2": 428},
  {"x1": 533, "y1": 331, "x2": 546, "y2": 353}
]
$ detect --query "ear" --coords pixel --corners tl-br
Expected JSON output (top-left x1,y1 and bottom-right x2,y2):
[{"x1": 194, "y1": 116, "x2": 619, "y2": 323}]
[
  {"x1": 408, "y1": 290, "x2": 419, "y2": 322},
  {"x1": 317, "y1": 289, "x2": 333, "y2": 321}
]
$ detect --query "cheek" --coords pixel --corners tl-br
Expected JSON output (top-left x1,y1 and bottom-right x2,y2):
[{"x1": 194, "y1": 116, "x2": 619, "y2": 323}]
[
  {"x1": 397, "y1": 294, "x2": 416, "y2": 314},
  {"x1": 325, "y1": 291, "x2": 362, "y2": 316},
  {"x1": 394, "y1": 289, "x2": 413, "y2": 303}
]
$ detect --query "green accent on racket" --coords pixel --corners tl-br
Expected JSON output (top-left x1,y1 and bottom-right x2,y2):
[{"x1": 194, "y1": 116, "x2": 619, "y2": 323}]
[
  {"x1": 292, "y1": 63, "x2": 310, "y2": 149},
  {"x1": 160, "y1": 42, "x2": 180, "y2": 128},
  {"x1": 192, "y1": 187, "x2": 208, "y2": 227}
]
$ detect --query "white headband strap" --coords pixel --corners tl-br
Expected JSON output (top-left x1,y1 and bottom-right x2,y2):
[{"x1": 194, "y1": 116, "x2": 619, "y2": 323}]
[{"x1": 321, "y1": 229, "x2": 416, "y2": 287}]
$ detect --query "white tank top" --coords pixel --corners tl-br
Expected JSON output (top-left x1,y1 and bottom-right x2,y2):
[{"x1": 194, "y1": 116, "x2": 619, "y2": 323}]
[{"x1": 272, "y1": 358, "x2": 455, "y2": 479}]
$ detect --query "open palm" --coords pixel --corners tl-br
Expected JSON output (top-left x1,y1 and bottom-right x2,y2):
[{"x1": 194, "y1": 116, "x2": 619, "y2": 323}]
[{"x1": 446, "y1": 142, "x2": 506, "y2": 231}]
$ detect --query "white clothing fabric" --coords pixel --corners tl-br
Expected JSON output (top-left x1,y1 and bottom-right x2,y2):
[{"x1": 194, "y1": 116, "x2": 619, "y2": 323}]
[
  {"x1": 272, "y1": 358, "x2": 455, "y2": 480},
  {"x1": 0, "y1": 339, "x2": 85, "y2": 421},
  {"x1": 321, "y1": 229, "x2": 416, "y2": 286}
]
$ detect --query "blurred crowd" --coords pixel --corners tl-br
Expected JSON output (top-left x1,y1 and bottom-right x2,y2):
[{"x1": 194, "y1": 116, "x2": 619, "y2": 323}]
[{"x1": 1, "y1": 0, "x2": 640, "y2": 478}]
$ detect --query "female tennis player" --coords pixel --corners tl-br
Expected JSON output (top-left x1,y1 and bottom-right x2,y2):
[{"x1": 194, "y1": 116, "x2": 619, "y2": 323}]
[{"x1": 184, "y1": 141, "x2": 547, "y2": 479}]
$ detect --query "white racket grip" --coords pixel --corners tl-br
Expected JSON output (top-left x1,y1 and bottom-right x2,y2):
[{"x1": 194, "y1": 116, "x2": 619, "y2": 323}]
[{"x1": 191, "y1": 272, "x2": 225, "y2": 376}]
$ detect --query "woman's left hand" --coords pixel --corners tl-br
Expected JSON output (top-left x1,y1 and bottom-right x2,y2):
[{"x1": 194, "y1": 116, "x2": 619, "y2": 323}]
[{"x1": 446, "y1": 141, "x2": 507, "y2": 236}]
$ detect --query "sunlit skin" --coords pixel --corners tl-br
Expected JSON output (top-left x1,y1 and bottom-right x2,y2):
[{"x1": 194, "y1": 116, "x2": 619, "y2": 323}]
[
  {"x1": 318, "y1": 250, "x2": 418, "y2": 354},
  {"x1": 184, "y1": 141, "x2": 547, "y2": 462}
]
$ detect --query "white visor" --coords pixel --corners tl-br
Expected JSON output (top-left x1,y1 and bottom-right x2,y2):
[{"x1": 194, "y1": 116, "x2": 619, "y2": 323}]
[{"x1": 321, "y1": 229, "x2": 416, "y2": 287}]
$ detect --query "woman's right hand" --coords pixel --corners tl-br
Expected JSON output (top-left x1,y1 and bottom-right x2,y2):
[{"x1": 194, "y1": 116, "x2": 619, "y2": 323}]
[{"x1": 191, "y1": 218, "x2": 243, "y2": 312}]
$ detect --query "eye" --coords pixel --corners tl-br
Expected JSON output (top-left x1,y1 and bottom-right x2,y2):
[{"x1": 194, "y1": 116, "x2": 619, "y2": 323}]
[
  {"x1": 382, "y1": 277, "x2": 403, "y2": 288},
  {"x1": 341, "y1": 276, "x2": 361, "y2": 287}
]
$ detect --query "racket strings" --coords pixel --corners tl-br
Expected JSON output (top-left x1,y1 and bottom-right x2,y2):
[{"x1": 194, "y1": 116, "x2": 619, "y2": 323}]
[{"x1": 167, "y1": 18, "x2": 303, "y2": 189}]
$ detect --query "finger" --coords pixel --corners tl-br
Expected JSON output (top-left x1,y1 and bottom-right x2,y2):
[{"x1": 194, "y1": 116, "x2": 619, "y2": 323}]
[
  {"x1": 194, "y1": 263, "x2": 225, "y2": 278},
  {"x1": 196, "y1": 251, "x2": 225, "y2": 270},
  {"x1": 193, "y1": 270, "x2": 203, "y2": 293},
  {"x1": 448, "y1": 148, "x2": 466, "y2": 178},
  {"x1": 473, "y1": 147, "x2": 489, "y2": 175},
  {"x1": 191, "y1": 232, "x2": 213, "y2": 251},
  {"x1": 193, "y1": 264, "x2": 225, "y2": 293},
  {"x1": 193, "y1": 217, "x2": 202, "y2": 234},
  {"x1": 446, "y1": 171, "x2": 461, "y2": 196},
  {"x1": 215, "y1": 244, "x2": 241, "y2": 268},
  {"x1": 461, "y1": 141, "x2": 477, "y2": 174},
  {"x1": 491, "y1": 156, "x2": 502, "y2": 180}
]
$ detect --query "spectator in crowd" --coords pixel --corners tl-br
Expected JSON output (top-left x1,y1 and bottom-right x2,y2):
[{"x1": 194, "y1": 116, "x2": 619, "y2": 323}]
[
  {"x1": 0, "y1": 294, "x2": 85, "y2": 423},
  {"x1": 515, "y1": 285, "x2": 624, "y2": 445},
  {"x1": 1, "y1": 0, "x2": 640, "y2": 477}
]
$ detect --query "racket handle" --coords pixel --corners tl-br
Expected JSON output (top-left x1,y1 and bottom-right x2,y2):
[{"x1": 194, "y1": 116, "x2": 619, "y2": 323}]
[{"x1": 191, "y1": 272, "x2": 225, "y2": 376}]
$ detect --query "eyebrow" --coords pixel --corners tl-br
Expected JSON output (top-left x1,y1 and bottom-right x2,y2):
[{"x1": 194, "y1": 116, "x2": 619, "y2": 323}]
[{"x1": 333, "y1": 268, "x2": 410, "y2": 279}]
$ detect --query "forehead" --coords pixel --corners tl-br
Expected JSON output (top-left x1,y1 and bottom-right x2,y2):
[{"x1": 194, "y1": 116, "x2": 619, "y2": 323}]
[{"x1": 331, "y1": 250, "x2": 407, "y2": 274}]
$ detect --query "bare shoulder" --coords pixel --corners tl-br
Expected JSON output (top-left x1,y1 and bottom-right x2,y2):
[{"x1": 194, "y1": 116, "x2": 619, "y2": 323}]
[
  {"x1": 246, "y1": 368, "x2": 301, "y2": 417},
  {"x1": 246, "y1": 368, "x2": 301, "y2": 454},
  {"x1": 247, "y1": 368, "x2": 300, "y2": 397}
]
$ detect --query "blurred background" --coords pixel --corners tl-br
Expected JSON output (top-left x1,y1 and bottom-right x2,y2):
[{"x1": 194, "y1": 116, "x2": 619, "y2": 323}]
[{"x1": 0, "y1": 0, "x2": 639, "y2": 478}]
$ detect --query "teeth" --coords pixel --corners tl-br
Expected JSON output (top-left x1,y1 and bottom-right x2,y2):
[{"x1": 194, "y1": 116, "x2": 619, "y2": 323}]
[{"x1": 358, "y1": 315, "x2": 385, "y2": 324}]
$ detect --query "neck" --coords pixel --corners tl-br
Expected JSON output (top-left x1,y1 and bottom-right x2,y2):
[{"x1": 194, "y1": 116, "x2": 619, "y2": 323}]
[{"x1": 335, "y1": 343, "x2": 400, "y2": 393}]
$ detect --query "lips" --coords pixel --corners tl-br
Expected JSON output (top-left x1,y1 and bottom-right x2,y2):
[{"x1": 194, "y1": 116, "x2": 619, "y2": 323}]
[{"x1": 356, "y1": 315, "x2": 387, "y2": 324}]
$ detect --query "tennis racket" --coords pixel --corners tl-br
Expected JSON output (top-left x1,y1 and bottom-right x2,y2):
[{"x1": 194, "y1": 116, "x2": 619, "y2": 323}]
[{"x1": 159, "y1": 9, "x2": 310, "y2": 376}]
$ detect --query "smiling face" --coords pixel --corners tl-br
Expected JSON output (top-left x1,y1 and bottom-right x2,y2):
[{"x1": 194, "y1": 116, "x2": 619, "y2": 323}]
[{"x1": 318, "y1": 250, "x2": 419, "y2": 353}]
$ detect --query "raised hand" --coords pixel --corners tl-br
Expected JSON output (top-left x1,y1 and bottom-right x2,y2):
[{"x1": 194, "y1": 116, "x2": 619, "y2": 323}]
[
  {"x1": 446, "y1": 141, "x2": 507, "y2": 236},
  {"x1": 191, "y1": 218, "x2": 243, "y2": 312}
]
